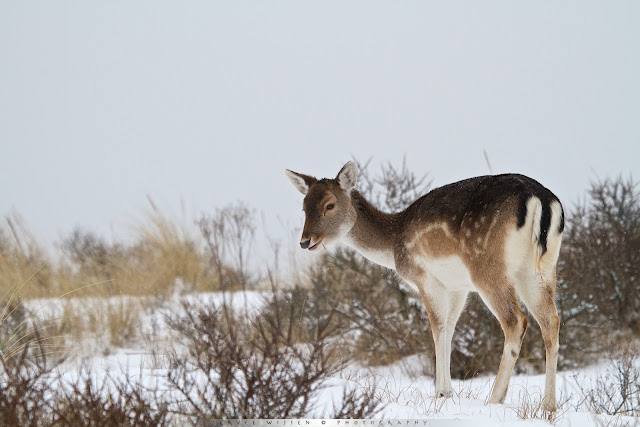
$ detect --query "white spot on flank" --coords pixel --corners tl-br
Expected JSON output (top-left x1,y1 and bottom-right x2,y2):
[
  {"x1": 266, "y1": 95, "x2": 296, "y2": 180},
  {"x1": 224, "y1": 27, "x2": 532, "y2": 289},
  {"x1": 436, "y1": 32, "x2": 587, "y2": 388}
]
[
  {"x1": 482, "y1": 216, "x2": 499, "y2": 249},
  {"x1": 406, "y1": 222, "x2": 452, "y2": 250}
]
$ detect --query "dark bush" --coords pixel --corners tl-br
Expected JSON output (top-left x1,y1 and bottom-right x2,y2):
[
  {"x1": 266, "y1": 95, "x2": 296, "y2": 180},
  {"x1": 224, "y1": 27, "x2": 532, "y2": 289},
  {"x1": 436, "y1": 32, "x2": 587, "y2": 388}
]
[
  {"x1": 557, "y1": 176, "x2": 640, "y2": 368},
  {"x1": 163, "y1": 286, "x2": 382, "y2": 420},
  {"x1": 306, "y1": 247, "x2": 433, "y2": 367},
  {"x1": 198, "y1": 202, "x2": 257, "y2": 291},
  {"x1": 49, "y1": 368, "x2": 169, "y2": 426},
  {"x1": 0, "y1": 339, "x2": 51, "y2": 426},
  {"x1": 1, "y1": 311, "x2": 170, "y2": 426}
]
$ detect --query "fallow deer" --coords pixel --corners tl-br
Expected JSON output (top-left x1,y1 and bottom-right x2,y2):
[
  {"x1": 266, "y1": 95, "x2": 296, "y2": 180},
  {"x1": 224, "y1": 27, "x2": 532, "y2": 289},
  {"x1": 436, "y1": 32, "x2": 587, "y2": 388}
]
[{"x1": 285, "y1": 161, "x2": 564, "y2": 411}]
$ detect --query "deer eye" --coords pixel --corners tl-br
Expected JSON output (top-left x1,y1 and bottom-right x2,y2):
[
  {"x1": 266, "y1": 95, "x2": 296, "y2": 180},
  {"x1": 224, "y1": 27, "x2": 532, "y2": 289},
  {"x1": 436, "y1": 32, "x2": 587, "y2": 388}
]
[{"x1": 326, "y1": 203, "x2": 335, "y2": 211}]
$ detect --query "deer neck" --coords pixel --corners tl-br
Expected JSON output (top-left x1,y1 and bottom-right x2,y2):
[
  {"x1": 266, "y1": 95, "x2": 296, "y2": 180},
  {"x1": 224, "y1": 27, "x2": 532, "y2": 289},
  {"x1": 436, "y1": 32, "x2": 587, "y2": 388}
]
[{"x1": 342, "y1": 191, "x2": 399, "y2": 269}]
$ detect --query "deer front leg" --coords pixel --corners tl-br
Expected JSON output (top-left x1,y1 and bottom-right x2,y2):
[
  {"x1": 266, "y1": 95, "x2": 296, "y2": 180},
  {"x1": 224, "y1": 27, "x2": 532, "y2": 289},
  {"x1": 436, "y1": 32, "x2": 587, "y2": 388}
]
[
  {"x1": 419, "y1": 284, "x2": 453, "y2": 397},
  {"x1": 443, "y1": 290, "x2": 468, "y2": 385}
]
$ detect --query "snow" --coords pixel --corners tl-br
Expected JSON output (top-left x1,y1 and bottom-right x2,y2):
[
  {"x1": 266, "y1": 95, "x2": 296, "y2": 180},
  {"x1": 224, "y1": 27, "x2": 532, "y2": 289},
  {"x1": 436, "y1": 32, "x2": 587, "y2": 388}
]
[{"x1": 21, "y1": 291, "x2": 640, "y2": 425}]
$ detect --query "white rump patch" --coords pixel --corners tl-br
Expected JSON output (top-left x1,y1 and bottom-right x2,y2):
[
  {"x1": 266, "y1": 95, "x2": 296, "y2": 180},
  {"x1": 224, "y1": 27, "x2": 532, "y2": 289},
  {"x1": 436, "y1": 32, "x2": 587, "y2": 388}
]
[
  {"x1": 542, "y1": 200, "x2": 564, "y2": 267},
  {"x1": 504, "y1": 197, "x2": 541, "y2": 281},
  {"x1": 549, "y1": 201, "x2": 563, "y2": 236}
]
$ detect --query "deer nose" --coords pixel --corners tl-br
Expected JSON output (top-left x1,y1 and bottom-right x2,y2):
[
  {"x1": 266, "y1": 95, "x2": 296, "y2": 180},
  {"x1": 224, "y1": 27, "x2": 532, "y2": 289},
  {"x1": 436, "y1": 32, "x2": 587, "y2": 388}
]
[{"x1": 300, "y1": 238, "x2": 311, "y2": 249}]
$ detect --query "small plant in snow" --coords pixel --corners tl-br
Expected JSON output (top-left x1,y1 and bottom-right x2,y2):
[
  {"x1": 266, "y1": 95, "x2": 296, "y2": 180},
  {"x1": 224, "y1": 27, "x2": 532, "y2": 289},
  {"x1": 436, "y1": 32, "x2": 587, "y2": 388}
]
[{"x1": 573, "y1": 346, "x2": 640, "y2": 417}]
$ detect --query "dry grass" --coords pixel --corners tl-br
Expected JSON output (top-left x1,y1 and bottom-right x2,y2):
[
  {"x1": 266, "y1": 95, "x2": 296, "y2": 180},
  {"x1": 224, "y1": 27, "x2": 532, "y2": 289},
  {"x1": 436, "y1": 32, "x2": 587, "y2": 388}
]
[
  {"x1": 0, "y1": 257, "x2": 68, "y2": 364},
  {"x1": 511, "y1": 389, "x2": 564, "y2": 423},
  {"x1": 122, "y1": 197, "x2": 213, "y2": 295},
  {"x1": 61, "y1": 297, "x2": 143, "y2": 350},
  {"x1": 0, "y1": 200, "x2": 248, "y2": 355},
  {"x1": 0, "y1": 214, "x2": 54, "y2": 300},
  {"x1": 0, "y1": 199, "x2": 232, "y2": 301},
  {"x1": 58, "y1": 198, "x2": 216, "y2": 298}
]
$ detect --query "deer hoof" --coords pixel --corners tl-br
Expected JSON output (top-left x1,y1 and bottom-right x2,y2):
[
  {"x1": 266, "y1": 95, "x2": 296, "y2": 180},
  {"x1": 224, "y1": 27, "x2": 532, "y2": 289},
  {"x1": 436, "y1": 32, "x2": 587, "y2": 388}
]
[{"x1": 436, "y1": 389, "x2": 452, "y2": 398}]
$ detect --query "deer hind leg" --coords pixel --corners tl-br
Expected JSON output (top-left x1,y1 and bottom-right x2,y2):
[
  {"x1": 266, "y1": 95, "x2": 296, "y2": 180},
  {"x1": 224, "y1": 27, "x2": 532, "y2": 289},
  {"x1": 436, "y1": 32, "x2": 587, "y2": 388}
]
[
  {"x1": 516, "y1": 273, "x2": 560, "y2": 412},
  {"x1": 477, "y1": 284, "x2": 528, "y2": 405},
  {"x1": 419, "y1": 283, "x2": 468, "y2": 398},
  {"x1": 443, "y1": 290, "x2": 468, "y2": 389}
]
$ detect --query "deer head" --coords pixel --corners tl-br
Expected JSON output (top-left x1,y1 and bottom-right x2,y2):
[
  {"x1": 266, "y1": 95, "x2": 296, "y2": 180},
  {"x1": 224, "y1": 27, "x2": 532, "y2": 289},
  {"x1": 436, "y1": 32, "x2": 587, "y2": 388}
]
[{"x1": 285, "y1": 161, "x2": 359, "y2": 251}]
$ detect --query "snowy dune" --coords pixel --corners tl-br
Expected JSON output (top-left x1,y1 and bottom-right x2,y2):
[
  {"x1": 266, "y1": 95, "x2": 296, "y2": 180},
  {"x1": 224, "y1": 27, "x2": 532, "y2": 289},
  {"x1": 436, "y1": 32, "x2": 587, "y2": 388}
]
[{"x1": 22, "y1": 291, "x2": 640, "y2": 425}]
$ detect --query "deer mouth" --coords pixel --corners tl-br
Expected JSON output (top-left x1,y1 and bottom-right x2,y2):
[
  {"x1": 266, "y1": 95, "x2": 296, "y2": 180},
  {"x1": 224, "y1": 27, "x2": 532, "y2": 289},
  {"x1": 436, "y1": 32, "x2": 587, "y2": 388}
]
[{"x1": 308, "y1": 241, "x2": 321, "y2": 251}]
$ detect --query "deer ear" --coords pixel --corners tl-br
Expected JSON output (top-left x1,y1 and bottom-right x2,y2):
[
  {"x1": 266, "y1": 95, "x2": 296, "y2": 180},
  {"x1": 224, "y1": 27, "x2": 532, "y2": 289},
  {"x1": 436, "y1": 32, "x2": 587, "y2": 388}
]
[
  {"x1": 336, "y1": 161, "x2": 358, "y2": 192},
  {"x1": 285, "y1": 169, "x2": 317, "y2": 195}
]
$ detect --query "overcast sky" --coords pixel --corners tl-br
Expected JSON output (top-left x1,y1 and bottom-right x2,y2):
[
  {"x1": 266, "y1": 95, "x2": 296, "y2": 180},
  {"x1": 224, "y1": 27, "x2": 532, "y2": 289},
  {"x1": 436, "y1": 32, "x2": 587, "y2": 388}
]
[{"x1": 1, "y1": 2, "x2": 639, "y2": 253}]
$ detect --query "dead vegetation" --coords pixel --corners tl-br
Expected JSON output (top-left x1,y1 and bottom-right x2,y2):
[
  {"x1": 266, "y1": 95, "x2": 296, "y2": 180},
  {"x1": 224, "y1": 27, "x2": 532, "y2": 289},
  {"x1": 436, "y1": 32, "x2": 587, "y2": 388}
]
[
  {"x1": 572, "y1": 346, "x2": 640, "y2": 417},
  {"x1": 164, "y1": 287, "x2": 384, "y2": 419},
  {"x1": 0, "y1": 284, "x2": 384, "y2": 422}
]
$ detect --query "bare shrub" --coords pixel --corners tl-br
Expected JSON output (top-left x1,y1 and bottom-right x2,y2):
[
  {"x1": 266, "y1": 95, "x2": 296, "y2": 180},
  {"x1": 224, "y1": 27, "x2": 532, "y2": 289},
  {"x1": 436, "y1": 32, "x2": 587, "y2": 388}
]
[
  {"x1": 307, "y1": 247, "x2": 432, "y2": 366},
  {"x1": 448, "y1": 293, "x2": 503, "y2": 379},
  {"x1": 1, "y1": 352, "x2": 170, "y2": 426},
  {"x1": 60, "y1": 229, "x2": 125, "y2": 288},
  {"x1": 558, "y1": 176, "x2": 640, "y2": 367},
  {"x1": 448, "y1": 293, "x2": 547, "y2": 379},
  {"x1": 198, "y1": 201, "x2": 257, "y2": 291},
  {"x1": 163, "y1": 285, "x2": 381, "y2": 420},
  {"x1": 354, "y1": 158, "x2": 431, "y2": 213},
  {"x1": 331, "y1": 385, "x2": 385, "y2": 419},
  {"x1": 0, "y1": 339, "x2": 52, "y2": 426},
  {"x1": 1, "y1": 311, "x2": 168, "y2": 425},
  {"x1": 49, "y1": 367, "x2": 169, "y2": 426},
  {"x1": 573, "y1": 346, "x2": 640, "y2": 417}
]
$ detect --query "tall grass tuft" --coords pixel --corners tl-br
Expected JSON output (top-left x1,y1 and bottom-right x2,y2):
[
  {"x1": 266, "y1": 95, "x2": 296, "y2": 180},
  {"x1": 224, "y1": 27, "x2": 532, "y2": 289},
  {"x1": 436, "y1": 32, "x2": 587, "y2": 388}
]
[{"x1": 0, "y1": 213, "x2": 54, "y2": 299}]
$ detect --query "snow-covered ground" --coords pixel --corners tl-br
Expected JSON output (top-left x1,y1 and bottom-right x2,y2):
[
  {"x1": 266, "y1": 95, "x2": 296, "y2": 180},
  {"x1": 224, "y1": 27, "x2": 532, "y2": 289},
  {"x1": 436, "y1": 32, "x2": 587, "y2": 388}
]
[{"x1": 23, "y1": 291, "x2": 640, "y2": 426}]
